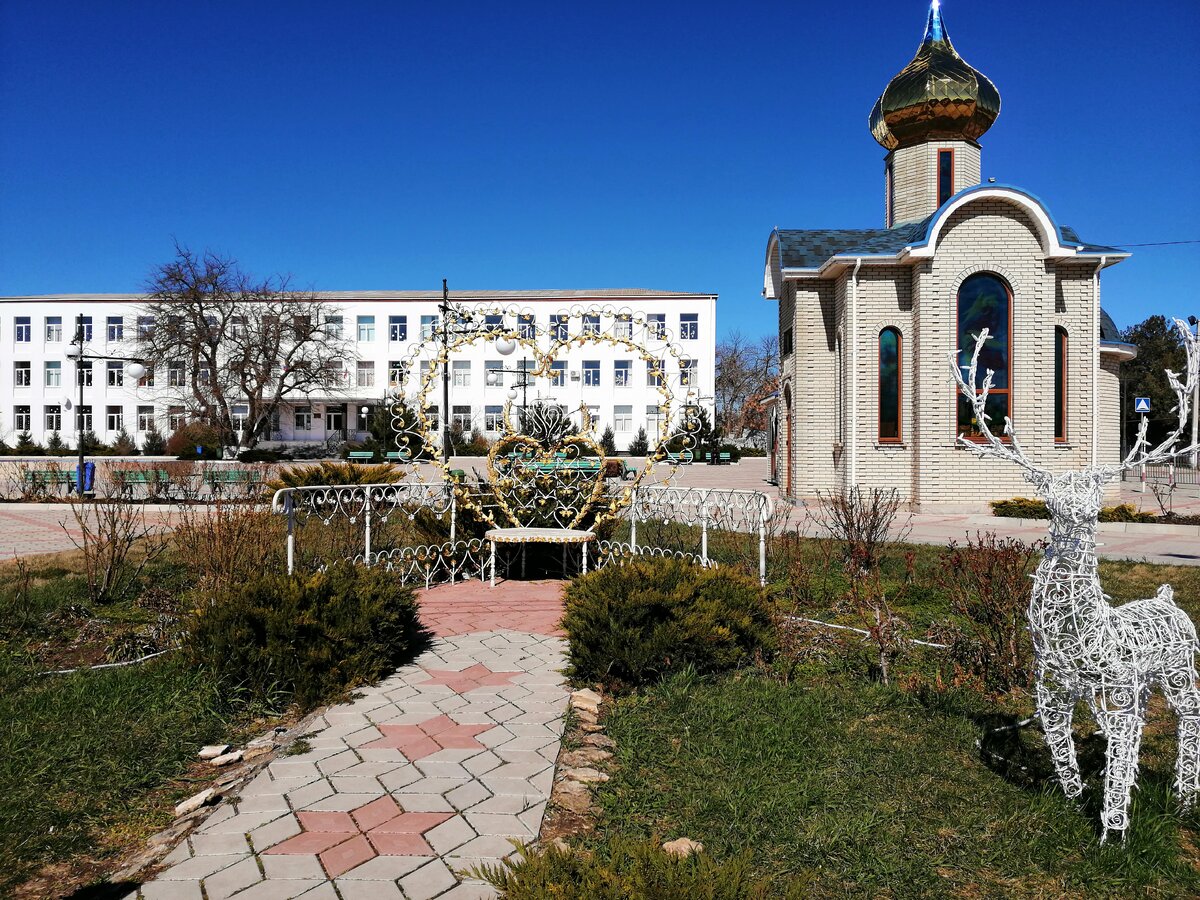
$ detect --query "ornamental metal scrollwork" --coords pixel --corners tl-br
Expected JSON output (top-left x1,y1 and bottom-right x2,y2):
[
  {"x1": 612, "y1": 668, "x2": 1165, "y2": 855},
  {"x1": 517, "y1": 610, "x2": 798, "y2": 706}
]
[
  {"x1": 951, "y1": 318, "x2": 1200, "y2": 843},
  {"x1": 386, "y1": 304, "x2": 704, "y2": 531}
]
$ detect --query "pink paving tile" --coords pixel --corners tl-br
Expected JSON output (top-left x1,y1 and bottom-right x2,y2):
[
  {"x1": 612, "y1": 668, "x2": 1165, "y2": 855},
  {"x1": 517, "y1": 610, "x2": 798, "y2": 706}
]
[
  {"x1": 366, "y1": 830, "x2": 435, "y2": 856},
  {"x1": 297, "y1": 810, "x2": 357, "y2": 832},
  {"x1": 435, "y1": 724, "x2": 491, "y2": 749},
  {"x1": 371, "y1": 811, "x2": 454, "y2": 835},
  {"x1": 418, "y1": 715, "x2": 458, "y2": 736},
  {"x1": 363, "y1": 720, "x2": 492, "y2": 761},
  {"x1": 416, "y1": 580, "x2": 565, "y2": 637},
  {"x1": 351, "y1": 795, "x2": 404, "y2": 831},
  {"x1": 422, "y1": 663, "x2": 523, "y2": 693},
  {"x1": 263, "y1": 830, "x2": 357, "y2": 855},
  {"x1": 320, "y1": 834, "x2": 376, "y2": 877}
]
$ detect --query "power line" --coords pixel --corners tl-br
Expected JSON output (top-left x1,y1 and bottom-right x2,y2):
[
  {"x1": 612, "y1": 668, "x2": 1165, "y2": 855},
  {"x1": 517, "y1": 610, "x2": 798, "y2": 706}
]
[{"x1": 1109, "y1": 239, "x2": 1200, "y2": 248}]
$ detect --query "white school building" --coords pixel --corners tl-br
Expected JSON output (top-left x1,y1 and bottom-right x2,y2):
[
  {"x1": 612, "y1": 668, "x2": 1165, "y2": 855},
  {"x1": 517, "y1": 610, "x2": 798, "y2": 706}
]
[{"x1": 0, "y1": 289, "x2": 716, "y2": 453}]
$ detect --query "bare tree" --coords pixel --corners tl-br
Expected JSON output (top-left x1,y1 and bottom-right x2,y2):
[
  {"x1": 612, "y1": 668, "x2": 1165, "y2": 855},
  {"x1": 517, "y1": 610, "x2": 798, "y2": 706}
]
[
  {"x1": 715, "y1": 331, "x2": 779, "y2": 446},
  {"x1": 138, "y1": 245, "x2": 348, "y2": 452}
]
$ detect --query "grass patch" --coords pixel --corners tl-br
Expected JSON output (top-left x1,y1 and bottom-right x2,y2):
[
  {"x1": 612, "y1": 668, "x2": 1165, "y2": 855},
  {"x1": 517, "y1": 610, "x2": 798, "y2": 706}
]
[
  {"x1": 594, "y1": 674, "x2": 1200, "y2": 898},
  {"x1": 0, "y1": 653, "x2": 232, "y2": 893}
]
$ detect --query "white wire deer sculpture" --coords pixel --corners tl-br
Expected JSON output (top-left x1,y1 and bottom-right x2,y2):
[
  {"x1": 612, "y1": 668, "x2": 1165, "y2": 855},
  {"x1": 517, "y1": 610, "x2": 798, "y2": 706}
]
[{"x1": 950, "y1": 318, "x2": 1200, "y2": 843}]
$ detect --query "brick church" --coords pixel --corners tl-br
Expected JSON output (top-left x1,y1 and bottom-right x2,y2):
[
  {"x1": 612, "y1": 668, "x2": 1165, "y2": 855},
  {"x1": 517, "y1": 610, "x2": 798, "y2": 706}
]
[{"x1": 765, "y1": 0, "x2": 1135, "y2": 506}]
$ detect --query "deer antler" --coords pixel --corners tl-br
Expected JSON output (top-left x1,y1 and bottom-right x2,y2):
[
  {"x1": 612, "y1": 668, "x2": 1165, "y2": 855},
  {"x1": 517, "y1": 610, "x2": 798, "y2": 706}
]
[
  {"x1": 949, "y1": 329, "x2": 1049, "y2": 481},
  {"x1": 1105, "y1": 317, "x2": 1199, "y2": 475}
]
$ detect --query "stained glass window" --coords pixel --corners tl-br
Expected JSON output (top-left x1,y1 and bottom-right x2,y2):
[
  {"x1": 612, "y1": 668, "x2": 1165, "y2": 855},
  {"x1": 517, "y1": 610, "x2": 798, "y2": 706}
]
[
  {"x1": 956, "y1": 272, "x2": 1011, "y2": 437},
  {"x1": 938, "y1": 149, "x2": 954, "y2": 207},
  {"x1": 1055, "y1": 327, "x2": 1068, "y2": 442},
  {"x1": 878, "y1": 328, "x2": 901, "y2": 442}
]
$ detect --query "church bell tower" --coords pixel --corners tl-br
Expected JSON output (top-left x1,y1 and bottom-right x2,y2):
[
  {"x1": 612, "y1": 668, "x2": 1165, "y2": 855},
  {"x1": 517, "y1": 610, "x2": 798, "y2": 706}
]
[{"x1": 870, "y1": 0, "x2": 1001, "y2": 226}]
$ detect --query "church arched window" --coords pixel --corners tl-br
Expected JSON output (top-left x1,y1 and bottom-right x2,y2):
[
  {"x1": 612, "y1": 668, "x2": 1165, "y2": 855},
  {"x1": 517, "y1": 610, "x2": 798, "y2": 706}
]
[
  {"x1": 878, "y1": 328, "x2": 901, "y2": 442},
  {"x1": 956, "y1": 272, "x2": 1012, "y2": 437},
  {"x1": 1055, "y1": 327, "x2": 1068, "y2": 442}
]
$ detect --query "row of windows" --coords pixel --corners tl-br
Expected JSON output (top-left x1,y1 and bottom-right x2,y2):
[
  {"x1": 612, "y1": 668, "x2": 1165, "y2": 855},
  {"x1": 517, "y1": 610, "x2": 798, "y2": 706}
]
[
  {"x1": 405, "y1": 359, "x2": 698, "y2": 389},
  {"x1": 10, "y1": 404, "x2": 174, "y2": 433},
  {"x1": 284, "y1": 403, "x2": 670, "y2": 435},
  {"x1": 873, "y1": 272, "x2": 1069, "y2": 444},
  {"x1": 3, "y1": 312, "x2": 703, "y2": 344},
  {"x1": 9, "y1": 400, "x2": 685, "y2": 441},
  {"x1": 6, "y1": 315, "x2": 149, "y2": 343},
  {"x1": 10, "y1": 357, "x2": 700, "y2": 391}
]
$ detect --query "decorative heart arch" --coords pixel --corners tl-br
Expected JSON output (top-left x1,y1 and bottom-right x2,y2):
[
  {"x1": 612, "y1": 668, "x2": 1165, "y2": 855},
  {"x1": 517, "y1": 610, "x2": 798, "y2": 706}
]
[{"x1": 387, "y1": 303, "x2": 702, "y2": 531}]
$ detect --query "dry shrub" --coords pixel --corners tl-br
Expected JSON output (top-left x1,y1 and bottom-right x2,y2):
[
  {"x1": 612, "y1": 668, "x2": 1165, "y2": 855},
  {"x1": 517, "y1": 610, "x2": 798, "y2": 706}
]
[
  {"x1": 931, "y1": 532, "x2": 1042, "y2": 694},
  {"x1": 836, "y1": 546, "x2": 914, "y2": 685},
  {"x1": 814, "y1": 487, "x2": 910, "y2": 571},
  {"x1": 172, "y1": 498, "x2": 282, "y2": 596},
  {"x1": 770, "y1": 514, "x2": 840, "y2": 616},
  {"x1": 66, "y1": 492, "x2": 171, "y2": 603}
]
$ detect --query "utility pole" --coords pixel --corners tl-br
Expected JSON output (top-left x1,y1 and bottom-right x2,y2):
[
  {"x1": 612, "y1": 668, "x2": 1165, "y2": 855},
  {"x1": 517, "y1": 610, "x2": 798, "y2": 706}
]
[{"x1": 1191, "y1": 315, "x2": 1199, "y2": 468}]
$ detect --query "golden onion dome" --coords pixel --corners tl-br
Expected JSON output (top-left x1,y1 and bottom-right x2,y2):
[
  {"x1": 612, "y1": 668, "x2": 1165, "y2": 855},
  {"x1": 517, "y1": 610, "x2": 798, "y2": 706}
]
[{"x1": 870, "y1": 1, "x2": 1001, "y2": 151}]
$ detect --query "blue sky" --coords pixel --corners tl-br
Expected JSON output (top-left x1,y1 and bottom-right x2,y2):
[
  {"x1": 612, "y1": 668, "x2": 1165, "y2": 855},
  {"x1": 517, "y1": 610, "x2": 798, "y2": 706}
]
[{"x1": 1, "y1": 0, "x2": 1197, "y2": 339}]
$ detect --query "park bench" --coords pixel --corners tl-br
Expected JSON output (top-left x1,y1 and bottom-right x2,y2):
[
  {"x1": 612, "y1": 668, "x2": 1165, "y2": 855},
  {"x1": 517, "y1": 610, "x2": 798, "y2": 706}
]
[
  {"x1": 203, "y1": 468, "x2": 265, "y2": 497},
  {"x1": 384, "y1": 450, "x2": 413, "y2": 462},
  {"x1": 347, "y1": 451, "x2": 376, "y2": 462},
  {"x1": 694, "y1": 451, "x2": 735, "y2": 464},
  {"x1": 112, "y1": 468, "x2": 174, "y2": 499},
  {"x1": 23, "y1": 469, "x2": 76, "y2": 493}
]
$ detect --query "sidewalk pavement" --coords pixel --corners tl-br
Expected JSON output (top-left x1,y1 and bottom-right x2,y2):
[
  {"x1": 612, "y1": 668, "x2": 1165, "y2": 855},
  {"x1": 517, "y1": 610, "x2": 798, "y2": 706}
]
[
  {"x1": 2, "y1": 458, "x2": 1196, "y2": 566},
  {"x1": 134, "y1": 580, "x2": 567, "y2": 899}
]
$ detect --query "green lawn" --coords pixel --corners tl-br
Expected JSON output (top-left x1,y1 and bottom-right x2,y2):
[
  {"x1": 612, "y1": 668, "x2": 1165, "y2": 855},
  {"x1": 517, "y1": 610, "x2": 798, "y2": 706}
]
[
  {"x1": 0, "y1": 554, "x2": 237, "y2": 894},
  {"x1": 0, "y1": 654, "x2": 232, "y2": 892},
  {"x1": 593, "y1": 674, "x2": 1200, "y2": 898}
]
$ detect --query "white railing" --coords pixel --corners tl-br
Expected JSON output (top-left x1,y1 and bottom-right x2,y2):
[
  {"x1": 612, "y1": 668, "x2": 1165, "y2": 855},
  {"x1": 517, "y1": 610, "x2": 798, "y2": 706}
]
[{"x1": 271, "y1": 480, "x2": 774, "y2": 585}]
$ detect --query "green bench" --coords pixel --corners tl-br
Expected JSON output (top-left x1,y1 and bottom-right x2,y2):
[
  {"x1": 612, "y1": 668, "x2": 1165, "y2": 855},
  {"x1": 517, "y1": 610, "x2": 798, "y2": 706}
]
[
  {"x1": 23, "y1": 469, "x2": 76, "y2": 492},
  {"x1": 203, "y1": 468, "x2": 265, "y2": 494},
  {"x1": 385, "y1": 450, "x2": 413, "y2": 462},
  {"x1": 695, "y1": 451, "x2": 735, "y2": 463},
  {"x1": 347, "y1": 451, "x2": 376, "y2": 461},
  {"x1": 112, "y1": 468, "x2": 174, "y2": 497}
]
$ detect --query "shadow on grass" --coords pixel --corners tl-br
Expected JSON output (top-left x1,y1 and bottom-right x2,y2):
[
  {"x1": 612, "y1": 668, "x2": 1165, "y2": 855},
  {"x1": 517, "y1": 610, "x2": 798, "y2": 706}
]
[{"x1": 64, "y1": 882, "x2": 141, "y2": 900}]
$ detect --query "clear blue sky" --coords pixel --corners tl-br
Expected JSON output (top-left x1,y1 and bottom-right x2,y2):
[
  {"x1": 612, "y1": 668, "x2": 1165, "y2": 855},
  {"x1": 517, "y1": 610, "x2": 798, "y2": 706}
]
[{"x1": 2, "y1": 0, "x2": 1197, "y2": 339}]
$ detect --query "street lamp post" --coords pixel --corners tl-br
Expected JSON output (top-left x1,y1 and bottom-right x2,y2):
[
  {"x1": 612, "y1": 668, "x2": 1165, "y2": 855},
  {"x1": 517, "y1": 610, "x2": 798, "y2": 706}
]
[
  {"x1": 486, "y1": 359, "x2": 532, "y2": 409},
  {"x1": 436, "y1": 280, "x2": 518, "y2": 464},
  {"x1": 65, "y1": 313, "x2": 146, "y2": 499}
]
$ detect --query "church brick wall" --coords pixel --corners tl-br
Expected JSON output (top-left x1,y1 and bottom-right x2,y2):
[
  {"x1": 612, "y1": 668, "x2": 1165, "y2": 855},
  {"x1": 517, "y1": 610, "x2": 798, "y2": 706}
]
[
  {"x1": 911, "y1": 198, "x2": 1103, "y2": 504},
  {"x1": 849, "y1": 265, "x2": 915, "y2": 497},
  {"x1": 888, "y1": 141, "x2": 981, "y2": 225}
]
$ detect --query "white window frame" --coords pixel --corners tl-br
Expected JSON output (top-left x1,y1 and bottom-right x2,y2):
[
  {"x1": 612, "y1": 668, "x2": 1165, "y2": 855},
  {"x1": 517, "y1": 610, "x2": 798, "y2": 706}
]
[{"x1": 357, "y1": 360, "x2": 376, "y2": 388}]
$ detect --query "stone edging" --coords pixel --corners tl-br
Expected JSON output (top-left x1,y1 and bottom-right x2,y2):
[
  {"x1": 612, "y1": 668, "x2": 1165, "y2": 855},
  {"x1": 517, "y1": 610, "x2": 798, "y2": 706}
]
[{"x1": 109, "y1": 705, "x2": 329, "y2": 882}]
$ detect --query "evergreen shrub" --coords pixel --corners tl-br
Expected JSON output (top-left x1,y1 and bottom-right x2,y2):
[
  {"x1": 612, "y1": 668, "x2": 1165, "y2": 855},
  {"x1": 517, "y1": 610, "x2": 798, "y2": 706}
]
[
  {"x1": 562, "y1": 558, "x2": 773, "y2": 691},
  {"x1": 185, "y1": 563, "x2": 428, "y2": 709}
]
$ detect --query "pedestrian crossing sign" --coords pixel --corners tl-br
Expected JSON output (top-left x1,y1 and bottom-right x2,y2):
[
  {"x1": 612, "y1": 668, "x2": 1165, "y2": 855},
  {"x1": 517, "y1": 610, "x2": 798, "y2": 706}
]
[{"x1": 1134, "y1": 397, "x2": 1151, "y2": 414}]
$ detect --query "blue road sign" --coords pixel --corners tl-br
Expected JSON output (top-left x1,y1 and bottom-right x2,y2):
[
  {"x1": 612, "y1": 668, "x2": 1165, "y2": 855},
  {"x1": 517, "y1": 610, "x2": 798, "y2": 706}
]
[{"x1": 1134, "y1": 397, "x2": 1152, "y2": 414}]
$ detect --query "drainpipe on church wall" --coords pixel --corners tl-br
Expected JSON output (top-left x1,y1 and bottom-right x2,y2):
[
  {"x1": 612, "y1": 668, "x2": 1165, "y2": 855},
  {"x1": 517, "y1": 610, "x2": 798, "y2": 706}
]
[
  {"x1": 1092, "y1": 256, "x2": 1106, "y2": 467},
  {"x1": 849, "y1": 258, "x2": 863, "y2": 488}
]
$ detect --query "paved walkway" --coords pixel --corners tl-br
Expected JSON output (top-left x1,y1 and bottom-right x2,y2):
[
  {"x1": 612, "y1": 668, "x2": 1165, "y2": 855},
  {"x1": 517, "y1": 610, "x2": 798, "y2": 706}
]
[
  {"x1": 2, "y1": 459, "x2": 1198, "y2": 565},
  {"x1": 136, "y1": 580, "x2": 567, "y2": 899}
]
